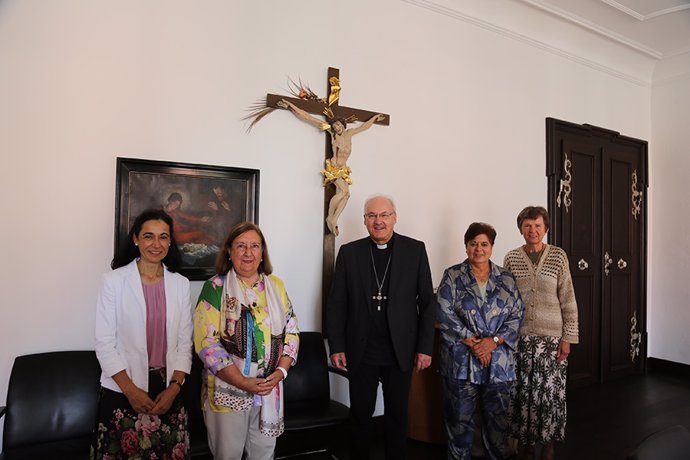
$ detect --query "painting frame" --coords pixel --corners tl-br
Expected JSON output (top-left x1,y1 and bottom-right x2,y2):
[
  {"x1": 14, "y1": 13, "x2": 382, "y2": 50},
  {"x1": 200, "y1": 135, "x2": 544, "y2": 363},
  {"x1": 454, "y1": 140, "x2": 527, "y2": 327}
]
[{"x1": 115, "y1": 157, "x2": 260, "y2": 281}]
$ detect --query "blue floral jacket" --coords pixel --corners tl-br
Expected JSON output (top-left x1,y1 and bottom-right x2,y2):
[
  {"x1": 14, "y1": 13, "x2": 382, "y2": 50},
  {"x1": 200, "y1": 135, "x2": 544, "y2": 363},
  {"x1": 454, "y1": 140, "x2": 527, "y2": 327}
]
[{"x1": 437, "y1": 260, "x2": 524, "y2": 384}]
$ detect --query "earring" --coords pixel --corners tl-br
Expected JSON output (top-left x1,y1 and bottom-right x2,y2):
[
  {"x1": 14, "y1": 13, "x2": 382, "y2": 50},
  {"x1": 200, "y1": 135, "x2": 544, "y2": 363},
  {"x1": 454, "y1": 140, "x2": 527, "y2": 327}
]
[{"x1": 135, "y1": 243, "x2": 139, "y2": 246}]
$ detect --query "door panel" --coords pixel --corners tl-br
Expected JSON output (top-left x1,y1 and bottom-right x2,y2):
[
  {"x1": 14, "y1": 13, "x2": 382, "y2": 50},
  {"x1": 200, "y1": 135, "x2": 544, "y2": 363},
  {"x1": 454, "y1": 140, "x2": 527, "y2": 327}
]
[
  {"x1": 569, "y1": 275, "x2": 598, "y2": 386},
  {"x1": 547, "y1": 118, "x2": 647, "y2": 388},
  {"x1": 560, "y1": 140, "x2": 602, "y2": 388},
  {"x1": 607, "y1": 275, "x2": 631, "y2": 375},
  {"x1": 603, "y1": 146, "x2": 644, "y2": 381}
]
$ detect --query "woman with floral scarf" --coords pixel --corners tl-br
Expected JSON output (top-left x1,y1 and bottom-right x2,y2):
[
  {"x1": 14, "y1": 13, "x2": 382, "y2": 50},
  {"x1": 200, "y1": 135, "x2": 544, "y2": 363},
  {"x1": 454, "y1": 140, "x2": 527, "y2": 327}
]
[{"x1": 194, "y1": 221, "x2": 299, "y2": 460}]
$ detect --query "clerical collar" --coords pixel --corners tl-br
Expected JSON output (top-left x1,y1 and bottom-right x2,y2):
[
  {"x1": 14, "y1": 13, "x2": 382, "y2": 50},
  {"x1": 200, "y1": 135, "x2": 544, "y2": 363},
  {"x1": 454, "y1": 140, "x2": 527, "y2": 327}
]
[{"x1": 370, "y1": 234, "x2": 395, "y2": 250}]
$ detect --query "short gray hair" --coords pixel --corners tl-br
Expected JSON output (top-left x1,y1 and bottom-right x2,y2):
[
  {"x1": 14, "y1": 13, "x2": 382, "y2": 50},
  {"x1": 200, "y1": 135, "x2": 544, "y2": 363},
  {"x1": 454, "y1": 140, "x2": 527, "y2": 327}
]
[{"x1": 363, "y1": 195, "x2": 396, "y2": 213}]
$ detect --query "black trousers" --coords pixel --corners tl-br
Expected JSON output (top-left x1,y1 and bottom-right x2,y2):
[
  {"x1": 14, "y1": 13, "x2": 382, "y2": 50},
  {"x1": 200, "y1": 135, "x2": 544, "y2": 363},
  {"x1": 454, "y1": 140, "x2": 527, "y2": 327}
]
[{"x1": 348, "y1": 362, "x2": 413, "y2": 460}]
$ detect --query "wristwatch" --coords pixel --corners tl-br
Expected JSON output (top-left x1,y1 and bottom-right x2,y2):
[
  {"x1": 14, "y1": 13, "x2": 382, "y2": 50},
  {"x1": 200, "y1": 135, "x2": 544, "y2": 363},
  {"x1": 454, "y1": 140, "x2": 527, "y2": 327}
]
[
  {"x1": 169, "y1": 378, "x2": 185, "y2": 389},
  {"x1": 492, "y1": 336, "x2": 500, "y2": 345}
]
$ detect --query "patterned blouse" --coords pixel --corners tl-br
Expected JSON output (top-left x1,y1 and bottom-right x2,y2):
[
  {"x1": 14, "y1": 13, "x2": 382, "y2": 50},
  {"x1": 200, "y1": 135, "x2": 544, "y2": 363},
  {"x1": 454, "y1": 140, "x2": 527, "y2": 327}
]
[
  {"x1": 194, "y1": 273, "x2": 299, "y2": 412},
  {"x1": 437, "y1": 260, "x2": 524, "y2": 384}
]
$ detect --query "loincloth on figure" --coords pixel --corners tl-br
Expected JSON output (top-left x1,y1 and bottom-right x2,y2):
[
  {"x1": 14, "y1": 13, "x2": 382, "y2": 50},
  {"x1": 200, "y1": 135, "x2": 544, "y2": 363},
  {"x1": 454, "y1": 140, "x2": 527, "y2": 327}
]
[{"x1": 321, "y1": 159, "x2": 353, "y2": 186}]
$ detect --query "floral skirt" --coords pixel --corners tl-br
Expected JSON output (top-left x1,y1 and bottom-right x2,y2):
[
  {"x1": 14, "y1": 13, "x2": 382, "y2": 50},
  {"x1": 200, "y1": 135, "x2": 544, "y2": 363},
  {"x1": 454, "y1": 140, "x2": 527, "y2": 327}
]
[
  {"x1": 91, "y1": 369, "x2": 190, "y2": 460},
  {"x1": 510, "y1": 335, "x2": 568, "y2": 445}
]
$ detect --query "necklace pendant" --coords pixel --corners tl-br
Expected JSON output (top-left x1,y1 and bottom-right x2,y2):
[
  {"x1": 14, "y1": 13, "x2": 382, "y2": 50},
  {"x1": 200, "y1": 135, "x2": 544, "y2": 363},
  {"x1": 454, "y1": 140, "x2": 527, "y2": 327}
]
[
  {"x1": 370, "y1": 247, "x2": 392, "y2": 313},
  {"x1": 373, "y1": 291, "x2": 387, "y2": 311}
]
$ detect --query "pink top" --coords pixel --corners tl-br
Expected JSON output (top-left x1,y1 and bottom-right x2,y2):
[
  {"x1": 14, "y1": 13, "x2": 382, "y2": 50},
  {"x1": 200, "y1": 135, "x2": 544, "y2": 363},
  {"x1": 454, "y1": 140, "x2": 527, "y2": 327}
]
[{"x1": 143, "y1": 278, "x2": 167, "y2": 369}]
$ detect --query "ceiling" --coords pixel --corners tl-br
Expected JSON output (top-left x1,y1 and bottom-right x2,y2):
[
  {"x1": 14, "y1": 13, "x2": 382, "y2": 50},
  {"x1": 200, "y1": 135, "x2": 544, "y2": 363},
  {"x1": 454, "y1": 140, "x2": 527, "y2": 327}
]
[{"x1": 522, "y1": 0, "x2": 690, "y2": 58}]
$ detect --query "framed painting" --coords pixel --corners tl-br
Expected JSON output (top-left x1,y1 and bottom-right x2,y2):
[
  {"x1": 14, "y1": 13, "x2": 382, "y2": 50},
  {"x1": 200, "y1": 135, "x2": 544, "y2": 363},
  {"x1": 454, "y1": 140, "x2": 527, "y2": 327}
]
[{"x1": 115, "y1": 157, "x2": 260, "y2": 280}]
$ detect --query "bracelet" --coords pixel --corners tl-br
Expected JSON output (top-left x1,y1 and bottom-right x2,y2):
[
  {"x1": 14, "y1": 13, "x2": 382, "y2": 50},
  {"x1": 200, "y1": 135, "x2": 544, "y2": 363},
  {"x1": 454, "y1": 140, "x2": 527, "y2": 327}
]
[
  {"x1": 169, "y1": 378, "x2": 184, "y2": 389},
  {"x1": 276, "y1": 366, "x2": 288, "y2": 380}
]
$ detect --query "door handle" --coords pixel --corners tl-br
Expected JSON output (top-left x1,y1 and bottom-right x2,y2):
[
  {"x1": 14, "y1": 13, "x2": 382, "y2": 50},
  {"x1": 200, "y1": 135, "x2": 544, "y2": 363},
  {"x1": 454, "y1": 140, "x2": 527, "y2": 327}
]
[
  {"x1": 617, "y1": 258, "x2": 628, "y2": 270},
  {"x1": 630, "y1": 311, "x2": 641, "y2": 363},
  {"x1": 578, "y1": 259, "x2": 588, "y2": 271},
  {"x1": 604, "y1": 252, "x2": 612, "y2": 276},
  {"x1": 632, "y1": 169, "x2": 643, "y2": 220},
  {"x1": 557, "y1": 153, "x2": 572, "y2": 212}
]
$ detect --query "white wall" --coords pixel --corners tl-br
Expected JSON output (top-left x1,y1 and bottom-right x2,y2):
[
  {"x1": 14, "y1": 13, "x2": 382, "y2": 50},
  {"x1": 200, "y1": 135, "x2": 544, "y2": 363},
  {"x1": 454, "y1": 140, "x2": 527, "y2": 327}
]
[
  {"x1": 649, "y1": 54, "x2": 690, "y2": 365},
  {"x1": 1, "y1": 0, "x2": 682, "y2": 446}
]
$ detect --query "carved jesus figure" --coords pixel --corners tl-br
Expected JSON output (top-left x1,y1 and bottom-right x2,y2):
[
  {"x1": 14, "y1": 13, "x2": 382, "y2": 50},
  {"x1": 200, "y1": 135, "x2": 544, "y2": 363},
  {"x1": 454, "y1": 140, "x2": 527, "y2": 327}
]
[{"x1": 278, "y1": 99, "x2": 385, "y2": 235}]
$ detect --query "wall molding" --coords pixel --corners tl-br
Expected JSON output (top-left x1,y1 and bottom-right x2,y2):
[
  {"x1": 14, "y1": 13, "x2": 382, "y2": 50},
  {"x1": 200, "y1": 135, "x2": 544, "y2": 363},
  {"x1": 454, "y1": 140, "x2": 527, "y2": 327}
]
[
  {"x1": 665, "y1": 46, "x2": 690, "y2": 58},
  {"x1": 600, "y1": 0, "x2": 690, "y2": 22},
  {"x1": 522, "y1": 0, "x2": 662, "y2": 58},
  {"x1": 402, "y1": 0, "x2": 651, "y2": 87}
]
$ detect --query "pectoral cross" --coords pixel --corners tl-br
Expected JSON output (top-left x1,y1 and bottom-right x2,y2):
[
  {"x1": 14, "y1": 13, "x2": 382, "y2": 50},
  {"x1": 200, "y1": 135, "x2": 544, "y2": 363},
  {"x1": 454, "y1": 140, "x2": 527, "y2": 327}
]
[{"x1": 372, "y1": 292, "x2": 387, "y2": 311}]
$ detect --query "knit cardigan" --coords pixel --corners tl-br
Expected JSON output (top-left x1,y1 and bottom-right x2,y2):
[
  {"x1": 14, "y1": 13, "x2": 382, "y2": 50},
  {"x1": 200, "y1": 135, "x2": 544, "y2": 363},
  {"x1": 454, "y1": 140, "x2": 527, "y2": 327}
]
[{"x1": 503, "y1": 244, "x2": 579, "y2": 343}]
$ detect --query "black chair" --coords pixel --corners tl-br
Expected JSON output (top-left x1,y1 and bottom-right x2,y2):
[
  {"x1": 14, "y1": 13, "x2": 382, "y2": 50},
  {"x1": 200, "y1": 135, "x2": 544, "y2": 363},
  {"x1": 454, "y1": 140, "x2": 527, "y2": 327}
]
[
  {"x1": 276, "y1": 331, "x2": 350, "y2": 459},
  {"x1": 0, "y1": 350, "x2": 212, "y2": 460},
  {"x1": 183, "y1": 353, "x2": 213, "y2": 459},
  {"x1": 0, "y1": 351, "x2": 101, "y2": 460},
  {"x1": 627, "y1": 425, "x2": 690, "y2": 460}
]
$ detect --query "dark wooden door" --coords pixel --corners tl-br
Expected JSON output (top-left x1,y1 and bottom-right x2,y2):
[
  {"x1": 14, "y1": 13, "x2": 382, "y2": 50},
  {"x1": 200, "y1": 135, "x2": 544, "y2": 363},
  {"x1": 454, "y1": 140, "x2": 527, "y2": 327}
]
[
  {"x1": 546, "y1": 118, "x2": 648, "y2": 389},
  {"x1": 601, "y1": 139, "x2": 646, "y2": 382},
  {"x1": 556, "y1": 138, "x2": 603, "y2": 388}
]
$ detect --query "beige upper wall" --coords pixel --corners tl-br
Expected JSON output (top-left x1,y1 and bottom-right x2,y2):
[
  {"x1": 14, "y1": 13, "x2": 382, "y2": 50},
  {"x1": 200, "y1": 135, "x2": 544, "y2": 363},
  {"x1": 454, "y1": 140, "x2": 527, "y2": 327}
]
[
  {"x1": 1, "y1": 0, "x2": 684, "y2": 439},
  {"x1": 649, "y1": 73, "x2": 690, "y2": 365}
]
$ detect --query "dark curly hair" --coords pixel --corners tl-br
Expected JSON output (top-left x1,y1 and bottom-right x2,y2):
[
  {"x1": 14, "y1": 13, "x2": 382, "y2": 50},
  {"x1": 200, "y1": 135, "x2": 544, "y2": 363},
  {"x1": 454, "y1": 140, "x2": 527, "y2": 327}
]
[
  {"x1": 329, "y1": 117, "x2": 348, "y2": 130},
  {"x1": 111, "y1": 209, "x2": 182, "y2": 271},
  {"x1": 464, "y1": 222, "x2": 497, "y2": 246}
]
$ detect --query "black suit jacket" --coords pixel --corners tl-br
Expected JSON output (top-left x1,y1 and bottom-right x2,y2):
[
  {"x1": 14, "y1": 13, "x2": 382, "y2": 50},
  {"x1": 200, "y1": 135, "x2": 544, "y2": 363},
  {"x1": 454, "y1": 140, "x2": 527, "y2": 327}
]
[{"x1": 326, "y1": 233, "x2": 436, "y2": 373}]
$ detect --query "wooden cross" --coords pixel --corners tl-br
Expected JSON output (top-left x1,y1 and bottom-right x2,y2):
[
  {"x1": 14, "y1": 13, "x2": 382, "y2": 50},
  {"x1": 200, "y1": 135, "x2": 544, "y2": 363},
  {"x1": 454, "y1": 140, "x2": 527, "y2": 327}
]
[{"x1": 264, "y1": 67, "x2": 390, "y2": 316}]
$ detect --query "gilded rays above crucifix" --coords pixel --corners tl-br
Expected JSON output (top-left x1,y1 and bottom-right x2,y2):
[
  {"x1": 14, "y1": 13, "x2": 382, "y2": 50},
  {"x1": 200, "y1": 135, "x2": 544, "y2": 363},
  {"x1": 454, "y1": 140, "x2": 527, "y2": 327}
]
[{"x1": 244, "y1": 67, "x2": 389, "y2": 237}]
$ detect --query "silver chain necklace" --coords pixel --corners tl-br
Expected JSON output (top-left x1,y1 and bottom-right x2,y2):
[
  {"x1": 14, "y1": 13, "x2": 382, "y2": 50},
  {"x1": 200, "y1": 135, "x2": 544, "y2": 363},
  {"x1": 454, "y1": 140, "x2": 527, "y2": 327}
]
[{"x1": 370, "y1": 246, "x2": 392, "y2": 311}]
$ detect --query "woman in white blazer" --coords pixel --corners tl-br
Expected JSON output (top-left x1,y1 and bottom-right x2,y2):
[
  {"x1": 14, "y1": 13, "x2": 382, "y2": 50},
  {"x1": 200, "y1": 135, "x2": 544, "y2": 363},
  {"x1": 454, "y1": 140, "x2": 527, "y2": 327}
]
[{"x1": 93, "y1": 209, "x2": 193, "y2": 460}]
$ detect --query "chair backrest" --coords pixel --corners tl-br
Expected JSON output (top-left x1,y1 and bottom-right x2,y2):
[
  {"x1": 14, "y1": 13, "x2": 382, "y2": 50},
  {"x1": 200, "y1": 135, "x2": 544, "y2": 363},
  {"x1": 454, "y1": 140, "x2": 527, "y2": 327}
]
[
  {"x1": 627, "y1": 425, "x2": 690, "y2": 460},
  {"x1": 3, "y1": 350, "x2": 101, "y2": 451},
  {"x1": 182, "y1": 352, "x2": 211, "y2": 458},
  {"x1": 283, "y1": 332, "x2": 330, "y2": 403}
]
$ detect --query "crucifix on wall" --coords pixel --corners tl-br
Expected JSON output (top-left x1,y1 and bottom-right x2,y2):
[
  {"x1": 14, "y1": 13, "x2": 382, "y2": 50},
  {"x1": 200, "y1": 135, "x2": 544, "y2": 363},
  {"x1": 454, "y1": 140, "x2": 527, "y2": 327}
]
[{"x1": 245, "y1": 67, "x2": 390, "y2": 307}]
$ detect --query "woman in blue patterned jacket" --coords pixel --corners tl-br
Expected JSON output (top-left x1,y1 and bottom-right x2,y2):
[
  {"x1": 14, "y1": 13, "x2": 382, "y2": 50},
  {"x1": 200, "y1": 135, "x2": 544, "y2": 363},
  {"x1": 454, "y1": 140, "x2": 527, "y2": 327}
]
[{"x1": 437, "y1": 222, "x2": 524, "y2": 460}]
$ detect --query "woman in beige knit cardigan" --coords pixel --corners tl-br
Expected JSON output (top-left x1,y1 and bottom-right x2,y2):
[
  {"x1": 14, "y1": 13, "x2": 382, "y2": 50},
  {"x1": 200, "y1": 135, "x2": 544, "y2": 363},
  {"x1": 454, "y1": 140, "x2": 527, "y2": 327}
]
[{"x1": 504, "y1": 206, "x2": 578, "y2": 460}]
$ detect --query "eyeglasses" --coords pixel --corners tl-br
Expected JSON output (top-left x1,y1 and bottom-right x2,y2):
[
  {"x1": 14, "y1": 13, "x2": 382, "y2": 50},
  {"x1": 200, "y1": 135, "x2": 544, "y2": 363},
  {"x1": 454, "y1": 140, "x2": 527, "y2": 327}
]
[
  {"x1": 364, "y1": 212, "x2": 395, "y2": 221},
  {"x1": 232, "y1": 242, "x2": 262, "y2": 253}
]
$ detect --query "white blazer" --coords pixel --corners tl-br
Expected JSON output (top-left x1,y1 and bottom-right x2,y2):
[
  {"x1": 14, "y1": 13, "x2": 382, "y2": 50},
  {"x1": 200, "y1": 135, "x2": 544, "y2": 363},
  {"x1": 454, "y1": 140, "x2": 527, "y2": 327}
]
[{"x1": 95, "y1": 259, "x2": 193, "y2": 392}]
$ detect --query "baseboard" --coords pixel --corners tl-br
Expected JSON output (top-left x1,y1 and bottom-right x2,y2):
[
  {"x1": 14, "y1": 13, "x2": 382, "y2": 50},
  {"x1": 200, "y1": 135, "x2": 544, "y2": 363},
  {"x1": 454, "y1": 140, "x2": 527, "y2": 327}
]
[{"x1": 647, "y1": 357, "x2": 690, "y2": 380}]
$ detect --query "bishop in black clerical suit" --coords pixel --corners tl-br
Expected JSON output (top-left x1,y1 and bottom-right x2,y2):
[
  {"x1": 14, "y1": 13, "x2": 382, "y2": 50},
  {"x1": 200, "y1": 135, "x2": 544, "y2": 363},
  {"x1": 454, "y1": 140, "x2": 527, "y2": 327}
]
[{"x1": 326, "y1": 195, "x2": 436, "y2": 460}]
